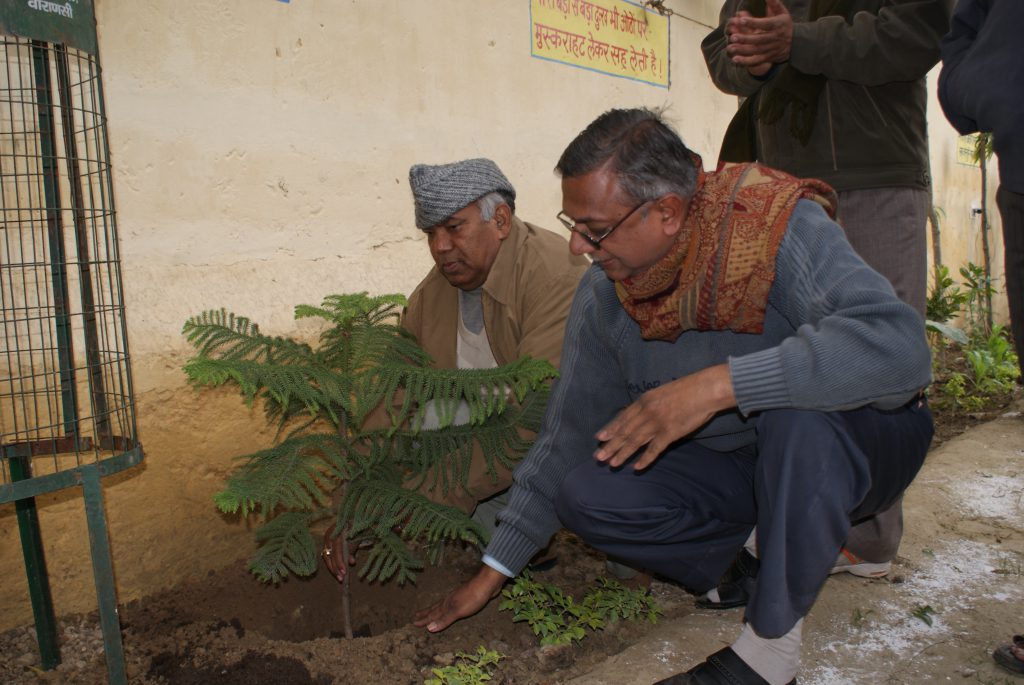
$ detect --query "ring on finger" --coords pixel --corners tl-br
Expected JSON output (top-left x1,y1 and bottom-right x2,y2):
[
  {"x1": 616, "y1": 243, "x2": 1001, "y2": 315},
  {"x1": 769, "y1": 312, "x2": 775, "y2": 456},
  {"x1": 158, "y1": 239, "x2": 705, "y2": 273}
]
[{"x1": 323, "y1": 547, "x2": 332, "y2": 557}]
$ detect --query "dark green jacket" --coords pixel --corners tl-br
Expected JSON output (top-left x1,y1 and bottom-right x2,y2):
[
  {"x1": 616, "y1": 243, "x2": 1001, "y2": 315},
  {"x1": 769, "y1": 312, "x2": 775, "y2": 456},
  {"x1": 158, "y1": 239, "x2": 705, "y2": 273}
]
[{"x1": 702, "y1": 0, "x2": 952, "y2": 191}]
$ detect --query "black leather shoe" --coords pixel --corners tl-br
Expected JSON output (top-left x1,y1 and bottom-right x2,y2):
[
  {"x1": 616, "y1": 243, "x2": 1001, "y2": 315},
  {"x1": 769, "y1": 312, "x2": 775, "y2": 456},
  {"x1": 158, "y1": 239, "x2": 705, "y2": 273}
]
[
  {"x1": 694, "y1": 549, "x2": 759, "y2": 610},
  {"x1": 652, "y1": 646, "x2": 796, "y2": 684}
]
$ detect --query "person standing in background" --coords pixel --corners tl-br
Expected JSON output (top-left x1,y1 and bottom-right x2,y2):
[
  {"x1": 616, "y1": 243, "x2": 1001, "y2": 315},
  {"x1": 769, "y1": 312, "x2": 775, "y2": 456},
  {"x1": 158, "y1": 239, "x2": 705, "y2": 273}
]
[{"x1": 701, "y1": 0, "x2": 952, "y2": 589}]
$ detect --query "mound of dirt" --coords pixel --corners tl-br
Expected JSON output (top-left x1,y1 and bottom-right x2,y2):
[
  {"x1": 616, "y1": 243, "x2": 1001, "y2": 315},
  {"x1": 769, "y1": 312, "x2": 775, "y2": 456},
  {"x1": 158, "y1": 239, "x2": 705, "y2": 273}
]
[{"x1": 1, "y1": 529, "x2": 697, "y2": 685}]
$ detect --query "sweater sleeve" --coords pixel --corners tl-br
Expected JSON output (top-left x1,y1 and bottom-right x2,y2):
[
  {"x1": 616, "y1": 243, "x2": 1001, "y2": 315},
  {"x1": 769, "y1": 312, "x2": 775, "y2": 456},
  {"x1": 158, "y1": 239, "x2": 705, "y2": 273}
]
[
  {"x1": 789, "y1": 0, "x2": 952, "y2": 85},
  {"x1": 729, "y1": 200, "x2": 932, "y2": 414},
  {"x1": 484, "y1": 269, "x2": 631, "y2": 574}
]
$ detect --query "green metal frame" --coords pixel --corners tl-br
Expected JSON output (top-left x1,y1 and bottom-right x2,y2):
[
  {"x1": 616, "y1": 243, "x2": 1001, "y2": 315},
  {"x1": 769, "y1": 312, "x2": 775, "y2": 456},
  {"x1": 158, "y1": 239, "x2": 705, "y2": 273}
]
[
  {"x1": 1, "y1": 21, "x2": 142, "y2": 685},
  {"x1": 1, "y1": 446, "x2": 143, "y2": 685}
]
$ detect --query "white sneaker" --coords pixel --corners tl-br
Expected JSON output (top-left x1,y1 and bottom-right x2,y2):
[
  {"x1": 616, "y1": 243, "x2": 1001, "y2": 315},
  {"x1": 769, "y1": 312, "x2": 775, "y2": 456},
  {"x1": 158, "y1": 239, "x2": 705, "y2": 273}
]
[{"x1": 829, "y1": 547, "x2": 891, "y2": 578}]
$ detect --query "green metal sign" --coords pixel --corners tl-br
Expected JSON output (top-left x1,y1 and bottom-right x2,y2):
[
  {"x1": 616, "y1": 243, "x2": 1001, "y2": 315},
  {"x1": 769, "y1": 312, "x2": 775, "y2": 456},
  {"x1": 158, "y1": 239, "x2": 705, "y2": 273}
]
[{"x1": 0, "y1": 0, "x2": 97, "y2": 55}]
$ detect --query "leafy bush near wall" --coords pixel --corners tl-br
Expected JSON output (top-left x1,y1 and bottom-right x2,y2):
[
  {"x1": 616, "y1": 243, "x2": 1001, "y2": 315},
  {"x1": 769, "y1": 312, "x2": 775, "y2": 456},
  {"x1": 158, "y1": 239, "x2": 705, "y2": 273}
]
[{"x1": 928, "y1": 265, "x2": 1020, "y2": 411}]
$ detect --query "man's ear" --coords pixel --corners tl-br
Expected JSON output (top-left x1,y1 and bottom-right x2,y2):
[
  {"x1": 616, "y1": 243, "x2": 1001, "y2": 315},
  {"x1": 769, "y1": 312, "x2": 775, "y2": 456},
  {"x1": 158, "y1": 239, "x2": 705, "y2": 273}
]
[
  {"x1": 494, "y1": 203, "x2": 513, "y2": 239},
  {"x1": 655, "y1": 194, "x2": 689, "y2": 237}
]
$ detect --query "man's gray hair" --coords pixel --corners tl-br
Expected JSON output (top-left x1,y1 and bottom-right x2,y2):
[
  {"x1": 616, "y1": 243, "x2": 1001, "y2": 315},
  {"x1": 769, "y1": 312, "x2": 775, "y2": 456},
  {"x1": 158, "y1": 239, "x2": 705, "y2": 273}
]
[
  {"x1": 554, "y1": 107, "x2": 698, "y2": 204},
  {"x1": 476, "y1": 191, "x2": 511, "y2": 221}
]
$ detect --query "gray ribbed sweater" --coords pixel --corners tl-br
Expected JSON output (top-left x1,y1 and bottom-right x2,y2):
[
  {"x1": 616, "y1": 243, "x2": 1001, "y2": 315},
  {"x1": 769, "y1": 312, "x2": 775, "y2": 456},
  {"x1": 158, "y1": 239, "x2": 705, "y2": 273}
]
[{"x1": 484, "y1": 199, "x2": 932, "y2": 575}]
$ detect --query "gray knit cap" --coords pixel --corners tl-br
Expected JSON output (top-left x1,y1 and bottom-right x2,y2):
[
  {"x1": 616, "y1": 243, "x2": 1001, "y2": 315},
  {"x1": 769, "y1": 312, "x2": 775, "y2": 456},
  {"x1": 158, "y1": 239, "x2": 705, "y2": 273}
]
[{"x1": 409, "y1": 158, "x2": 516, "y2": 230}]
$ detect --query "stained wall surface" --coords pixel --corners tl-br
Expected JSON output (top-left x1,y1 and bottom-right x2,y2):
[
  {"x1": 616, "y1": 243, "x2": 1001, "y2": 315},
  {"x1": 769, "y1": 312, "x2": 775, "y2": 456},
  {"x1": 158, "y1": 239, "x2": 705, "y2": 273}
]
[{"x1": 0, "y1": 0, "x2": 1004, "y2": 630}]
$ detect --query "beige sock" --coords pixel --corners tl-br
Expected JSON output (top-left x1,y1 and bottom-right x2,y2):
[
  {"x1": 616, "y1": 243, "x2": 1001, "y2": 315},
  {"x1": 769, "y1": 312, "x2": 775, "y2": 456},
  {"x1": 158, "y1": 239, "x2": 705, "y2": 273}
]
[{"x1": 730, "y1": 619, "x2": 802, "y2": 685}]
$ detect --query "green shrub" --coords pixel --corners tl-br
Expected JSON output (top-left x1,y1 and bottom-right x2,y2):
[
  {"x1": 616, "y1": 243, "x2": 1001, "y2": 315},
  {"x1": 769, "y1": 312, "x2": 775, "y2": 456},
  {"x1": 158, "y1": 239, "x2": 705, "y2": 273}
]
[
  {"x1": 425, "y1": 647, "x2": 504, "y2": 685},
  {"x1": 498, "y1": 572, "x2": 661, "y2": 646}
]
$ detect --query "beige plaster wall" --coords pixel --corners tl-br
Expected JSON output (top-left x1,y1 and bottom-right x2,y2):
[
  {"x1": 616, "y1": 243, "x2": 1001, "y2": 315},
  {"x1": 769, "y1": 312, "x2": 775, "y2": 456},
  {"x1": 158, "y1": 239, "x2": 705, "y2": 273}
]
[
  {"x1": 0, "y1": 0, "x2": 1004, "y2": 631},
  {"x1": 0, "y1": 0, "x2": 736, "y2": 630}
]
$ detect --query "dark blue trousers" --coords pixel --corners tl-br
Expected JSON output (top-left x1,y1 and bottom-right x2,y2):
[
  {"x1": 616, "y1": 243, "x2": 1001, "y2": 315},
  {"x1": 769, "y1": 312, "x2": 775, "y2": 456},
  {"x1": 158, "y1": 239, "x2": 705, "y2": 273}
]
[{"x1": 554, "y1": 399, "x2": 933, "y2": 637}]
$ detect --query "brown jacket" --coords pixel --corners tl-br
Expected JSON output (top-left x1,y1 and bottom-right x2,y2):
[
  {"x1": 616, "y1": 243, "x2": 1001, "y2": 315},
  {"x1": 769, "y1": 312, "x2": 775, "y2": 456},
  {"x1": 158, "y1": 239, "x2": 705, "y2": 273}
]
[
  {"x1": 403, "y1": 216, "x2": 589, "y2": 369},
  {"x1": 401, "y1": 216, "x2": 589, "y2": 510}
]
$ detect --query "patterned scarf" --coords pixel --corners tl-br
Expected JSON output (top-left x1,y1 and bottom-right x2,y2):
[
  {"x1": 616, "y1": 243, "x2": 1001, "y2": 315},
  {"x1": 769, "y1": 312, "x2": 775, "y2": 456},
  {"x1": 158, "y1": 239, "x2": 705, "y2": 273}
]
[{"x1": 616, "y1": 159, "x2": 837, "y2": 341}]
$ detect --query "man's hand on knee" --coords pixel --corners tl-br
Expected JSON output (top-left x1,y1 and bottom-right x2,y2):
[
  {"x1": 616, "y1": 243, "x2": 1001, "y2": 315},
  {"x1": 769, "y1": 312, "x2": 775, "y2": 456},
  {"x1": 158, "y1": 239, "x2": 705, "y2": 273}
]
[{"x1": 594, "y1": 364, "x2": 736, "y2": 470}]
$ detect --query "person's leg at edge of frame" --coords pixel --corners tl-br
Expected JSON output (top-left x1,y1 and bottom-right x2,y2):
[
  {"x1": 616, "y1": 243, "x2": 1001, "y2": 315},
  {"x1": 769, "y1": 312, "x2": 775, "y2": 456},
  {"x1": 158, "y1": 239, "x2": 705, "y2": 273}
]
[
  {"x1": 834, "y1": 186, "x2": 930, "y2": 568},
  {"x1": 997, "y1": 185, "x2": 1024, "y2": 378}
]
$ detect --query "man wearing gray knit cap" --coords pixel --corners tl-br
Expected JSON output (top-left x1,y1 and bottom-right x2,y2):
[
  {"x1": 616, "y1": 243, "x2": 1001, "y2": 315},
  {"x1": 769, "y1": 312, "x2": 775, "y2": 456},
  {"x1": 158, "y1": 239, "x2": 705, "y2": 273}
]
[{"x1": 400, "y1": 158, "x2": 589, "y2": 526}]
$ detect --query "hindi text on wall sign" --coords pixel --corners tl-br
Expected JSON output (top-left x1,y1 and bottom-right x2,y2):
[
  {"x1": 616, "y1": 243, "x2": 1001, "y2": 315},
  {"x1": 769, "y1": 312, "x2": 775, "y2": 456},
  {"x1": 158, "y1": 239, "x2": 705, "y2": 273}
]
[{"x1": 530, "y1": 0, "x2": 670, "y2": 88}]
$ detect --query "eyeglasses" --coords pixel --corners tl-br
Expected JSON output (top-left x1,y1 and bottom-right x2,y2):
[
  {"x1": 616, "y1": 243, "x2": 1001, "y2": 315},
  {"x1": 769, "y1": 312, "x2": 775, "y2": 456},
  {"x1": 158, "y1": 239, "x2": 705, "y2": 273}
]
[{"x1": 556, "y1": 200, "x2": 651, "y2": 247}]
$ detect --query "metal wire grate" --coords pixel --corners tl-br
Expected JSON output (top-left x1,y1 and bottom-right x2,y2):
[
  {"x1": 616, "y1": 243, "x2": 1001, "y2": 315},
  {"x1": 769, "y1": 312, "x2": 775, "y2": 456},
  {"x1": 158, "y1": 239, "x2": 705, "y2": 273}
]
[
  {"x1": 1, "y1": 36, "x2": 140, "y2": 484},
  {"x1": 1, "y1": 31, "x2": 142, "y2": 684}
]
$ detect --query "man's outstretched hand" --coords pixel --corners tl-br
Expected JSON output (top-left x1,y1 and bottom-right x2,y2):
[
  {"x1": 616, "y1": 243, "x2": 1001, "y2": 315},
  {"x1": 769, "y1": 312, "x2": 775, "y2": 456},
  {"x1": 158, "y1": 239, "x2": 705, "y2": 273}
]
[{"x1": 413, "y1": 565, "x2": 508, "y2": 632}]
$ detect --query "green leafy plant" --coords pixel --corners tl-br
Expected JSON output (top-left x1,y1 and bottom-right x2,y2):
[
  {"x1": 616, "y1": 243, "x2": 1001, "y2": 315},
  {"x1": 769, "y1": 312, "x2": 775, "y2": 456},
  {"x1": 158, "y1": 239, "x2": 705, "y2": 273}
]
[
  {"x1": 940, "y1": 325, "x2": 1020, "y2": 411},
  {"x1": 927, "y1": 264, "x2": 970, "y2": 325},
  {"x1": 499, "y1": 572, "x2": 596, "y2": 645},
  {"x1": 960, "y1": 262, "x2": 998, "y2": 340},
  {"x1": 425, "y1": 647, "x2": 504, "y2": 685},
  {"x1": 911, "y1": 604, "x2": 937, "y2": 627},
  {"x1": 930, "y1": 261, "x2": 1019, "y2": 413},
  {"x1": 182, "y1": 293, "x2": 557, "y2": 637},
  {"x1": 498, "y1": 572, "x2": 661, "y2": 646},
  {"x1": 939, "y1": 372, "x2": 985, "y2": 412},
  {"x1": 965, "y1": 325, "x2": 1021, "y2": 392},
  {"x1": 580, "y1": 576, "x2": 662, "y2": 624}
]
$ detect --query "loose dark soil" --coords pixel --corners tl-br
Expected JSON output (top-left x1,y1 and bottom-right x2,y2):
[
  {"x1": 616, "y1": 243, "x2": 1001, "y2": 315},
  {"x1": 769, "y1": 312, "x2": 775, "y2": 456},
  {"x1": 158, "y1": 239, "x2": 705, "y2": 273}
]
[{"x1": 4, "y1": 530, "x2": 690, "y2": 685}]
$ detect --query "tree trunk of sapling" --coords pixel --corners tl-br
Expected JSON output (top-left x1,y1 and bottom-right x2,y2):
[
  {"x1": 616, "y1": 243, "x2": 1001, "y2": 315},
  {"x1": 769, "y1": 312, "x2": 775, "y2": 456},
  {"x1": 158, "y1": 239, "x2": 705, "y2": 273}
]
[
  {"x1": 978, "y1": 133, "x2": 994, "y2": 334},
  {"x1": 341, "y1": 534, "x2": 354, "y2": 639}
]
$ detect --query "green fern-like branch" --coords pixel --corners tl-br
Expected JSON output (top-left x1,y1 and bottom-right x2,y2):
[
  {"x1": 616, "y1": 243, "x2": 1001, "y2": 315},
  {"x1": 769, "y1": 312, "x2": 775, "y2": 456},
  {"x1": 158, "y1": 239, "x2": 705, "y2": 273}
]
[
  {"x1": 299, "y1": 292, "x2": 430, "y2": 373},
  {"x1": 214, "y1": 433, "x2": 353, "y2": 517},
  {"x1": 248, "y1": 511, "x2": 318, "y2": 583},
  {"x1": 380, "y1": 357, "x2": 556, "y2": 430},
  {"x1": 337, "y1": 481, "x2": 486, "y2": 584},
  {"x1": 393, "y1": 388, "x2": 548, "y2": 498},
  {"x1": 295, "y1": 292, "x2": 408, "y2": 328},
  {"x1": 358, "y1": 530, "x2": 424, "y2": 585},
  {"x1": 183, "y1": 356, "x2": 351, "y2": 422},
  {"x1": 183, "y1": 309, "x2": 316, "y2": 364}
]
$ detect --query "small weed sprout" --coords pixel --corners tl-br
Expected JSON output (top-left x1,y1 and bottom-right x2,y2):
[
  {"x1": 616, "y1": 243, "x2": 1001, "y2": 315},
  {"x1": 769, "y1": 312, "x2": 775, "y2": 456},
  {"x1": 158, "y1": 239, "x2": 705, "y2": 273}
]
[
  {"x1": 425, "y1": 647, "x2": 504, "y2": 685},
  {"x1": 850, "y1": 607, "x2": 874, "y2": 628},
  {"x1": 911, "y1": 604, "x2": 937, "y2": 627}
]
